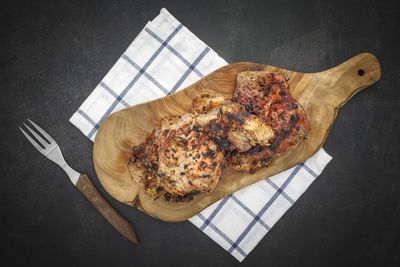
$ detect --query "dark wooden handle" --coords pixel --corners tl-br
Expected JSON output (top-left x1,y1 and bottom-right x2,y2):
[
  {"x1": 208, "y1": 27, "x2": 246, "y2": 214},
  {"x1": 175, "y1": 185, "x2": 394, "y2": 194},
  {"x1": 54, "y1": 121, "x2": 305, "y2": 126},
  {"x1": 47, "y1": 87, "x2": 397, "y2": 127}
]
[{"x1": 76, "y1": 174, "x2": 139, "y2": 244}]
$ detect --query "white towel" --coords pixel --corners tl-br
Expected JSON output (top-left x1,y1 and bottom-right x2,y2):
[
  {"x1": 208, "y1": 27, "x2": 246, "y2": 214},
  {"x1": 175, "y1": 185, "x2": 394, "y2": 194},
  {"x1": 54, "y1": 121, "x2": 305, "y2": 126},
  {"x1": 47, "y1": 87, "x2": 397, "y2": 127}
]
[{"x1": 69, "y1": 8, "x2": 332, "y2": 262}]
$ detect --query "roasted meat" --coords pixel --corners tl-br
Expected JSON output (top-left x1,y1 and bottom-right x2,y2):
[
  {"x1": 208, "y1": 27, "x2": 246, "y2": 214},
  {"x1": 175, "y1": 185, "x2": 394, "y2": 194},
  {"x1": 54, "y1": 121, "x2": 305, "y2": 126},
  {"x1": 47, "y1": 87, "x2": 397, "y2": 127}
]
[
  {"x1": 128, "y1": 71, "x2": 311, "y2": 201},
  {"x1": 192, "y1": 95, "x2": 226, "y2": 113},
  {"x1": 228, "y1": 71, "x2": 311, "y2": 173},
  {"x1": 128, "y1": 129, "x2": 160, "y2": 197},
  {"x1": 220, "y1": 101, "x2": 274, "y2": 152},
  {"x1": 157, "y1": 114, "x2": 225, "y2": 197},
  {"x1": 129, "y1": 108, "x2": 225, "y2": 202},
  {"x1": 192, "y1": 96, "x2": 275, "y2": 153}
]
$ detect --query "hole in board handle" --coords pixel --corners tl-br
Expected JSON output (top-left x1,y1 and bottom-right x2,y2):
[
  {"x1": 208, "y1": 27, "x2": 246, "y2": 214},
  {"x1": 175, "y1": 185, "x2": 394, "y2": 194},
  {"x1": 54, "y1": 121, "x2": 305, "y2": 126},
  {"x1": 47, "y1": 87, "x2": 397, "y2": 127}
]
[{"x1": 357, "y1": 69, "x2": 365, "y2": 76}]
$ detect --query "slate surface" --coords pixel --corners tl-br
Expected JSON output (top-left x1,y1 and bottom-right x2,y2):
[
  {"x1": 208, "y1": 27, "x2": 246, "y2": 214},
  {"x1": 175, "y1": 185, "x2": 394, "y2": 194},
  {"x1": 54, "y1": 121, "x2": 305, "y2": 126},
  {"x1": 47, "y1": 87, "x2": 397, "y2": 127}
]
[{"x1": 1, "y1": 0, "x2": 399, "y2": 266}]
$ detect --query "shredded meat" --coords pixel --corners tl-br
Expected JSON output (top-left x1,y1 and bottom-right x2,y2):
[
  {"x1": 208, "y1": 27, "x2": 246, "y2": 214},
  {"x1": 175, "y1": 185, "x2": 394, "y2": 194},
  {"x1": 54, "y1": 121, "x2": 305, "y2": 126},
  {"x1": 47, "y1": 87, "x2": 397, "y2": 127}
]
[{"x1": 128, "y1": 71, "x2": 310, "y2": 201}]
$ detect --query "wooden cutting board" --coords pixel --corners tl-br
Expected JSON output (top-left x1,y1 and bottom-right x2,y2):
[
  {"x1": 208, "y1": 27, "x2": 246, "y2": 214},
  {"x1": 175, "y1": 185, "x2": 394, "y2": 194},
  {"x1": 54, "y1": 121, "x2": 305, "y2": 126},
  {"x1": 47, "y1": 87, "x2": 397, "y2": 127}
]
[{"x1": 93, "y1": 53, "x2": 381, "y2": 222}]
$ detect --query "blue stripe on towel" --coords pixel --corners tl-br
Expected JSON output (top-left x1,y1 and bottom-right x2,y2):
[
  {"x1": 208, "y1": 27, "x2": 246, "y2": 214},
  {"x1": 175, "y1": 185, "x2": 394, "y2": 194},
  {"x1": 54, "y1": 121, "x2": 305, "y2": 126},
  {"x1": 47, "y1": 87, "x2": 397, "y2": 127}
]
[
  {"x1": 230, "y1": 194, "x2": 271, "y2": 230},
  {"x1": 85, "y1": 24, "x2": 183, "y2": 139},
  {"x1": 264, "y1": 179, "x2": 295, "y2": 204},
  {"x1": 121, "y1": 54, "x2": 169, "y2": 95},
  {"x1": 199, "y1": 195, "x2": 231, "y2": 231},
  {"x1": 144, "y1": 27, "x2": 204, "y2": 78},
  {"x1": 197, "y1": 213, "x2": 248, "y2": 258},
  {"x1": 99, "y1": 82, "x2": 130, "y2": 107},
  {"x1": 300, "y1": 162, "x2": 318, "y2": 178},
  {"x1": 167, "y1": 47, "x2": 210, "y2": 95},
  {"x1": 228, "y1": 164, "x2": 303, "y2": 254},
  {"x1": 76, "y1": 109, "x2": 97, "y2": 127}
]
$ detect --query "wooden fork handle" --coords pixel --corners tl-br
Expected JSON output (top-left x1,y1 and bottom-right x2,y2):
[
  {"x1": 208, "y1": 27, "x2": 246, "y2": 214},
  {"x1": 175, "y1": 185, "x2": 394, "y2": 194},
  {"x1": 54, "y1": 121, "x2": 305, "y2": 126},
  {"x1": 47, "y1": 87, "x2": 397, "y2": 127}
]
[{"x1": 76, "y1": 174, "x2": 139, "y2": 244}]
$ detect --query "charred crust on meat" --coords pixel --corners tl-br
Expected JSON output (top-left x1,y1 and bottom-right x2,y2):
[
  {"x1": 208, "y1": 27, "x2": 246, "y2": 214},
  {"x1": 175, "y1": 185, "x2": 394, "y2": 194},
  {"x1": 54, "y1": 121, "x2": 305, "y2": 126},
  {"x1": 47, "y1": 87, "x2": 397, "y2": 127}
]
[
  {"x1": 186, "y1": 191, "x2": 200, "y2": 197},
  {"x1": 211, "y1": 136, "x2": 231, "y2": 151},
  {"x1": 290, "y1": 114, "x2": 298, "y2": 123},
  {"x1": 227, "y1": 112, "x2": 249, "y2": 125},
  {"x1": 128, "y1": 71, "x2": 310, "y2": 202},
  {"x1": 129, "y1": 156, "x2": 137, "y2": 164},
  {"x1": 132, "y1": 145, "x2": 143, "y2": 155},
  {"x1": 264, "y1": 85, "x2": 272, "y2": 97},
  {"x1": 272, "y1": 100, "x2": 282, "y2": 106},
  {"x1": 156, "y1": 187, "x2": 163, "y2": 192},
  {"x1": 269, "y1": 143, "x2": 277, "y2": 152},
  {"x1": 232, "y1": 87, "x2": 239, "y2": 102},
  {"x1": 202, "y1": 149, "x2": 215, "y2": 158},
  {"x1": 281, "y1": 127, "x2": 291, "y2": 137}
]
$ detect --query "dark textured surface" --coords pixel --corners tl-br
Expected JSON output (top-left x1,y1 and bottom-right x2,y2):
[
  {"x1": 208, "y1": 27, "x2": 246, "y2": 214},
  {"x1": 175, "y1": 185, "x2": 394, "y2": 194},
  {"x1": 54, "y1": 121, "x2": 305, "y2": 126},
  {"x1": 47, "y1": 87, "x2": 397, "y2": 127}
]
[{"x1": 1, "y1": 0, "x2": 399, "y2": 266}]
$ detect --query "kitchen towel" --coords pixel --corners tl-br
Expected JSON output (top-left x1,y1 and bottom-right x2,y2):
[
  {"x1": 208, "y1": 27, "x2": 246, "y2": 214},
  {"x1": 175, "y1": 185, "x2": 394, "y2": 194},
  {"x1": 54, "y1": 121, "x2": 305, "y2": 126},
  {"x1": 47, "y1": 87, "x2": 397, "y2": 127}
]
[{"x1": 70, "y1": 8, "x2": 332, "y2": 262}]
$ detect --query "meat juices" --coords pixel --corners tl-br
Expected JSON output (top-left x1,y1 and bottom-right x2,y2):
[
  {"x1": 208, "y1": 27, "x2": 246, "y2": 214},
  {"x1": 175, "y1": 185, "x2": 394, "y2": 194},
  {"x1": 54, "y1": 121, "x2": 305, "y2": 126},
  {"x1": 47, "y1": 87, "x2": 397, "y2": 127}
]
[{"x1": 128, "y1": 71, "x2": 310, "y2": 202}]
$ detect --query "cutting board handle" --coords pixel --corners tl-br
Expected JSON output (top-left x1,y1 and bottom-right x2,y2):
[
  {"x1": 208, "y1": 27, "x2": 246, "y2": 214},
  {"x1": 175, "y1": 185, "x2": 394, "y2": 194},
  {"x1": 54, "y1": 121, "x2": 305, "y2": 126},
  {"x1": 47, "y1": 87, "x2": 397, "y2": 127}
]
[
  {"x1": 93, "y1": 52, "x2": 382, "y2": 221},
  {"x1": 316, "y1": 53, "x2": 381, "y2": 109}
]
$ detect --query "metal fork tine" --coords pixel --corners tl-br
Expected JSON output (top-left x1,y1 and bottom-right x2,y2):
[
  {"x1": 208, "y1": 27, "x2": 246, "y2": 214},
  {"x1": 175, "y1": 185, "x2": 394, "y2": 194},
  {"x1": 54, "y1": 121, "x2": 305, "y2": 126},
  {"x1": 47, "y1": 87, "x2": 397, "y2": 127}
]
[
  {"x1": 23, "y1": 122, "x2": 50, "y2": 148},
  {"x1": 27, "y1": 118, "x2": 55, "y2": 144},
  {"x1": 19, "y1": 127, "x2": 46, "y2": 153}
]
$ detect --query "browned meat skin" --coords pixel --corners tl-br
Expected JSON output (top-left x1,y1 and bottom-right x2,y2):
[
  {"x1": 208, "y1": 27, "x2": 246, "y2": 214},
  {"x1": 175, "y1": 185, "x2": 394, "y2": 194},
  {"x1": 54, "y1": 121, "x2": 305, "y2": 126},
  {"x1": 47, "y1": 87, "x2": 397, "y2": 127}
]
[
  {"x1": 229, "y1": 71, "x2": 311, "y2": 173},
  {"x1": 192, "y1": 98, "x2": 275, "y2": 153},
  {"x1": 218, "y1": 101, "x2": 274, "y2": 152},
  {"x1": 226, "y1": 114, "x2": 274, "y2": 152},
  {"x1": 128, "y1": 71, "x2": 311, "y2": 201},
  {"x1": 128, "y1": 107, "x2": 225, "y2": 202},
  {"x1": 128, "y1": 129, "x2": 162, "y2": 198},
  {"x1": 156, "y1": 113, "x2": 225, "y2": 197},
  {"x1": 192, "y1": 94, "x2": 226, "y2": 113}
]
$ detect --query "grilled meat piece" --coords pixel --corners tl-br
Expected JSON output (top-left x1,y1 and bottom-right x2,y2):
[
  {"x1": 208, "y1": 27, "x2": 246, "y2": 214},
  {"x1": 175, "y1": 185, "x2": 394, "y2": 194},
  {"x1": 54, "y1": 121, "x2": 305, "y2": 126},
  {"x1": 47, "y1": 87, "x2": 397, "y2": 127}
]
[
  {"x1": 192, "y1": 98, "x2": 275, "y2": 153},
  {"x1": 129, "y1": 108, "x2": 225, "y2": 202},
  {"x1": 219, "y1": 100, "x2": 274, "y2": 152},
  {"x1": 128, "y1": 129, "x2": 161, "y2": 198},
  {"x1": 156, "y1": 113, "x2": 225, "y2": 197},
  {"x1": 229, "y1": 71, "x2": 311, "y2": 173},
  {"x1": 192, "y1": 94, "x2": 226, "y2": 113},
  {"x1": 128, "y1": 71, "x2": 311, "y2": 201},
  {"x1": 227, "y1": 115, "x2": 274, "y2": 152}
]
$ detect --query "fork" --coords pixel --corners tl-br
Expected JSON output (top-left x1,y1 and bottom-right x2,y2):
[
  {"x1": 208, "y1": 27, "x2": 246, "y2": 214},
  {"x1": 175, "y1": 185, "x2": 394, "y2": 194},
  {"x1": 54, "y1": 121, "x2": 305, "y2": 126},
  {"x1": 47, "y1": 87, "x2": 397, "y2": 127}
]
[{"x1": 19, "y1": 119, "x2": 138, "y2": 244}]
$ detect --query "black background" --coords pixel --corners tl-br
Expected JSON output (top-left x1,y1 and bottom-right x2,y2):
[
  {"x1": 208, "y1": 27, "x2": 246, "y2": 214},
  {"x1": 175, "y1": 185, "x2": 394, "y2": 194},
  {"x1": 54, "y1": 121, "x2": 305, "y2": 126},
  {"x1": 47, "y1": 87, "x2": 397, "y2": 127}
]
[{"x1": 1, "y1": 0, "x2": 400, "y2": 266}]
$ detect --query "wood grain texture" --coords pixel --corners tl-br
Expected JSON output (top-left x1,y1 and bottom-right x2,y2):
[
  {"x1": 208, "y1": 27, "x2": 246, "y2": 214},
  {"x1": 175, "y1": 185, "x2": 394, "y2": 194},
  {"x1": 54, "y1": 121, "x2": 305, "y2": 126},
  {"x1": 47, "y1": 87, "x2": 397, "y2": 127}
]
[
  {"x1": 93, "y1": 53, "x2": 381, "y2": 222},
  {"x1": 76, "y1": 174, "x2": 139, "y2": 243}
]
